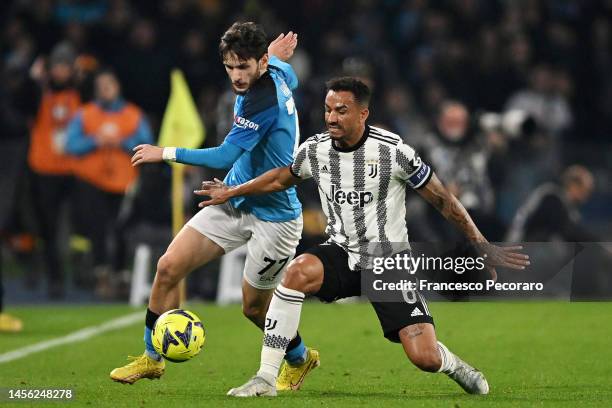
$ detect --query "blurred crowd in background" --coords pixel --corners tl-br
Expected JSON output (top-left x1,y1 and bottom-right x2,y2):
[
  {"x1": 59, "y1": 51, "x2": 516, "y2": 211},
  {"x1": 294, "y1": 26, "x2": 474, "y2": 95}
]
[{"x1": 0, "y1": 0, "x2": 611, "y2": 303}]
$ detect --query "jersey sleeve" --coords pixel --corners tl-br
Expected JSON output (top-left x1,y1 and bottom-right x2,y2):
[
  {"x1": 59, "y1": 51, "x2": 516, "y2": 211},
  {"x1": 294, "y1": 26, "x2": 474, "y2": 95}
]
[
  {"x1": 268, "y1": 55, "x2": 298, "y2": 90},
  {"x1": 290, "y1": 141, "x2": 312, "y2": 179},
  {"x1": 225, "y1": 74, "x2": 279, "y2": 152},
  {"x1": 394, "y1": 141, "x2": 432, "y2": 189}
]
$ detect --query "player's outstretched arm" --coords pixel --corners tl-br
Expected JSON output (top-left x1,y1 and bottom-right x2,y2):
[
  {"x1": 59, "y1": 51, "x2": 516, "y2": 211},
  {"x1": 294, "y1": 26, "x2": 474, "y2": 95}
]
[
  {"x1": 131, "y1": 142, "x2": 243, "y2": 169},
  {"x1": 417, "y1": 173, "x2": 530, "y2": 281},
  {"x1": 194, "y1": 165, "x2": 299, "y2": 208}
]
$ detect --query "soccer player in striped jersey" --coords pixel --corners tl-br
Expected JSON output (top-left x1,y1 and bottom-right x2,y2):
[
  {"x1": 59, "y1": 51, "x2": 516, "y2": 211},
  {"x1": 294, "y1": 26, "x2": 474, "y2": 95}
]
[{"x1": 197, "y1": 77, "x2": 530, "y2": 397}]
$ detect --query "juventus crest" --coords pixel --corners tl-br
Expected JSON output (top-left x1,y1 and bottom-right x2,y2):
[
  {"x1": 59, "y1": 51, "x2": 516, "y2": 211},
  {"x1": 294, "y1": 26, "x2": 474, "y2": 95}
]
[{"x1": 367, "y1": 160, "x2": 379, "y2": 178}]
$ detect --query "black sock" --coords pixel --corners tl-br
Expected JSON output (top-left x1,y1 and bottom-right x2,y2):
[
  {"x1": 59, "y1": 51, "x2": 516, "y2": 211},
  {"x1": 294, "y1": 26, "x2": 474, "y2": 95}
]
[
  {"x1": 286, "y1": 331, "x2": 302, "y2": 352},
  {"x1": 145, "y1": 308, "x2": 160, "y2": 330}
]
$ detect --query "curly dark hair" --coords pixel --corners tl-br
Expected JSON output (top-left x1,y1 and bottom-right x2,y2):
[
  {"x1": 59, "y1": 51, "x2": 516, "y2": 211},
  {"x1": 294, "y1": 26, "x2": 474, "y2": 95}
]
[
  {"x1": 325, "y1": 77, "x2": 371, "y2": 107},
  {"x1": 219, "y1": 22, "x2": 268, "y2": 61}
]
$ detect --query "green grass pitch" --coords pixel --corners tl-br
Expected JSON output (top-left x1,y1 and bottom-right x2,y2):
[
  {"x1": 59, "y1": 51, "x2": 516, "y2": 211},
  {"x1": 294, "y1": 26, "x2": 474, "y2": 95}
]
[{"x1": 1, "y1": 302, "x2": 611, "y2": 407}]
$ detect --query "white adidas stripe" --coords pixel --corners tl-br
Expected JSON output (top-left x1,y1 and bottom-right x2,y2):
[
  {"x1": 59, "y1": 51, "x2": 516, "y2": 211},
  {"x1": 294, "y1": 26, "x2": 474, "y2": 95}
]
[{"x1": 0, "y1": 311, "x2": 142, "y2": 364}]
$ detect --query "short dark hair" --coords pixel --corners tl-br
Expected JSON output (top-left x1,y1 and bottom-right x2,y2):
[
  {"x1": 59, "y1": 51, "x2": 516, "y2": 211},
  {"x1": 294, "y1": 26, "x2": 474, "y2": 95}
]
[
  {"x1": 325, "y1": 77, "x2": 371, "y2": 106},
  {"x1": 219, "y1": 22, "x2": 268, "y2": 61}
]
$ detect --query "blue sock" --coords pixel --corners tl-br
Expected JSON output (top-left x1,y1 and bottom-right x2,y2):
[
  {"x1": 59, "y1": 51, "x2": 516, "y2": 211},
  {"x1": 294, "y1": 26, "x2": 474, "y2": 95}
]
[
  {"x1": 144, "y1": 326, "x2": 161, "y2": 361},
  {"x1": 284, "y1": 338, "x2": 307, "y2": 366},
  {"x1": 144, "y1": 308, "x2": 162, "y2": 361}
]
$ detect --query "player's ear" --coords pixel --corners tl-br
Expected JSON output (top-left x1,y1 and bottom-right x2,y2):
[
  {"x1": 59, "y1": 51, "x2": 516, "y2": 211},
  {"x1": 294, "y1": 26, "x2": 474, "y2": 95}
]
[
  {"x1": 258, "y1": 53, "x2": 269, "y2": 74},
  {"x1": 360, "y1": 107, "x2": 370, "y2": 124}
]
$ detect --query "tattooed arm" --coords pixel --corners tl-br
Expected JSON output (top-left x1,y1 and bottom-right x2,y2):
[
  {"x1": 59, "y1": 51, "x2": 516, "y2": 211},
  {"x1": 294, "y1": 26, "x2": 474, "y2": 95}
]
[
  {"x1": 416, "y1": 173, "x2": 529, "y2": 280},
  {"x1": 417, "y1": 173, "x2": 486, "y2": 243}
]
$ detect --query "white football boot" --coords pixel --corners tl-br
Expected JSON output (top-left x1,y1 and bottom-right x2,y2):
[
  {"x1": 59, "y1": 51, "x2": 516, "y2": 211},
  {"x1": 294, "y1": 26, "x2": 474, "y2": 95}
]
[
  {"x1": 447, "y1": 356, "x2": 490, "y2": 394},
  {"x1": 227, "y1": 376, "x2": 277, "y2": 397}
]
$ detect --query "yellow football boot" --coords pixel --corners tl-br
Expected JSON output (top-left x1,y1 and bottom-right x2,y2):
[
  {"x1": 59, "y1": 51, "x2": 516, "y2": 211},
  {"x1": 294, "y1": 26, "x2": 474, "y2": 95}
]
[
  {"x1": 276, "y1": 348, "x2": 320, "y2": 391},
  {"x1": 0, "y1": 313, "x2": 23, "y2": 333},
  {"x1": 110, "y1": 353, "x2": 165, "y2": 384}
]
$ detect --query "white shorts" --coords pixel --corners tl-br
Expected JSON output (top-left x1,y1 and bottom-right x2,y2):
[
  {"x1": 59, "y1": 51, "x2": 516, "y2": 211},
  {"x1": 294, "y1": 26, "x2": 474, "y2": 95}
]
[{"x1": 186, "y1": 202, "x2": 303, "y2": 290}]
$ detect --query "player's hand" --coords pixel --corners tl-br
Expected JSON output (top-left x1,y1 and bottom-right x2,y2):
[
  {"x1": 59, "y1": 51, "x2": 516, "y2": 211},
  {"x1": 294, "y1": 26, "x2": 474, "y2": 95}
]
[
  {"x1": 131, "y1": 144, "x2": 163, "y2": 166},
  {"x1": 268, "y1": 31, "x2": 298, "y2": 61},
  {"x1": 474, "y1": 243, "x2": 530, "y2": 282},
  {"x1": 194, "y1": 178, "x2": 232, "y2": 208}
]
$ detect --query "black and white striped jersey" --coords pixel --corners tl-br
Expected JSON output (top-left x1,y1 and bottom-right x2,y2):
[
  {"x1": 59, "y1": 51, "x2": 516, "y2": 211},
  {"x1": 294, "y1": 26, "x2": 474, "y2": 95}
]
[{"x1": 290, "y1": 125, "x2": 433, "y2": 270}]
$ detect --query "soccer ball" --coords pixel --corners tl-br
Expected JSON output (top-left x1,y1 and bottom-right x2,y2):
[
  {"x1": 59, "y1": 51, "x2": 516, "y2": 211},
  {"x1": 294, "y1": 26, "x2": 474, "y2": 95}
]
[{"x1": 152, "y1": 309, "x2": 206, "y2": 362}]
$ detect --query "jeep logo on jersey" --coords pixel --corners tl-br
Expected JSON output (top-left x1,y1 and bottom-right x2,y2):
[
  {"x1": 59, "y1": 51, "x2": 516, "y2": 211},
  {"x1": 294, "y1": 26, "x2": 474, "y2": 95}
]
[
  {"x1": 326, "y1": 184, "x2": 374, "y2": 207},
  {"x1": 234, "y1": 115, "x2": 260, "y2": 130}
]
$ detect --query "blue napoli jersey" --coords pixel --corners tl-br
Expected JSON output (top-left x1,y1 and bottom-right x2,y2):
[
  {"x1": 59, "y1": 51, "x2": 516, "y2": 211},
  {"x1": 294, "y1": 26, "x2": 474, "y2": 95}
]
[{"x1": 223, "y1": 56, "x2": 302, "y2": 222}]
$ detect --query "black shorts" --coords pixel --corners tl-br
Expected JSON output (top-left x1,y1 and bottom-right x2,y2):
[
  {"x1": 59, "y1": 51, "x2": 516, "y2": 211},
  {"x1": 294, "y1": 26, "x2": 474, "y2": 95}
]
[{"x1": 305, "y1": 242, "x2": 434, "y2": 343}]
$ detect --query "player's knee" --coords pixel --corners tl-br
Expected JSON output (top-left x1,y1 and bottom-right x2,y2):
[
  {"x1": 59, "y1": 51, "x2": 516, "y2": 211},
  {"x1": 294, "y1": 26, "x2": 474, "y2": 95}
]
[
  {"x1": 156, "y1": 253, "x2": 183, "y2": 288},
  {"x1": 406, "y1": 348, "x2": 442, "y2": 373},
  {"x1": 282, "y1": 260, "x2": 312, "y2": 292}
]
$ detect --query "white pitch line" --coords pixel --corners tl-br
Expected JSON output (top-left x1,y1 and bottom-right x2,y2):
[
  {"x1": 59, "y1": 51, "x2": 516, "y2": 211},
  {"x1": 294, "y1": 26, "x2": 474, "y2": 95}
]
[{"x1": 0, "y1": 311, "x2": 142, "y2": 364}]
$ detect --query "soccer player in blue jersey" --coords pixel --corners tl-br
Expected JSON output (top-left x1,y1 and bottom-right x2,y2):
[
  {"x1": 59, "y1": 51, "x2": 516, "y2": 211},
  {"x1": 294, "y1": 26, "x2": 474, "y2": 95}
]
[{"x1": 110, "y1": 22, "x2": 319, "y2": 388}]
